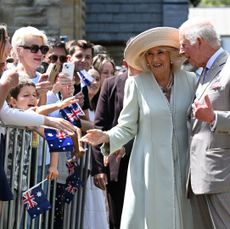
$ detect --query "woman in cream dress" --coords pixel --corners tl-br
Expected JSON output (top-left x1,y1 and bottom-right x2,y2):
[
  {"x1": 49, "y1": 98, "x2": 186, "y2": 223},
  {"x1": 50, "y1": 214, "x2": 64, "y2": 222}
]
[{"x1": 81, "y1": 27, "x2": 196, "y2": 229}]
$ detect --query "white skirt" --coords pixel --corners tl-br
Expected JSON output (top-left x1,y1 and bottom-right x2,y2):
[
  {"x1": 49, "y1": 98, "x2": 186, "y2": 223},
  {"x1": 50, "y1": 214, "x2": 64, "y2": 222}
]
[{"x1": 83, "y1": 176, "x2": 109, "y2": 229}]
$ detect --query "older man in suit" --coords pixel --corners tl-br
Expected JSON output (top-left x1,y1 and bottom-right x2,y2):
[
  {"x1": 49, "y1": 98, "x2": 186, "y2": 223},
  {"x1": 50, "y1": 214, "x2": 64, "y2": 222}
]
[{"x1": 179, "y1": 18, "x2": 230, "y2": 229}]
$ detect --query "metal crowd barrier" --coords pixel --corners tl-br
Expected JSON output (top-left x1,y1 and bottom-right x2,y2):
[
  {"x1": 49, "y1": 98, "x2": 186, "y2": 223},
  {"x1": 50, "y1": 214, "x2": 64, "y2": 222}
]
[{"x1": 0, "y1": 124, "x2": 90, "y2": 229}]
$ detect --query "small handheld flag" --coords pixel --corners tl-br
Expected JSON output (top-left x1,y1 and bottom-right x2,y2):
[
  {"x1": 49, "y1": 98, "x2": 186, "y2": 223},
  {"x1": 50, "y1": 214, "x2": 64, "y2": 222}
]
[
  {"x1": 44, "y1": 128, "x2": 74, "y2": 152},
  {"x1": 64, "y1": 161, "x2": 83, "y2": 204},
  {"x1": 59, "y1": 102, "x2": 84, "y2": 128},
  {"x1": 77, "y1": 69, "x2": 94, "y2": 88},
  {"x1": 22, "y1": 180, "x2": 51, "y2": 219}
]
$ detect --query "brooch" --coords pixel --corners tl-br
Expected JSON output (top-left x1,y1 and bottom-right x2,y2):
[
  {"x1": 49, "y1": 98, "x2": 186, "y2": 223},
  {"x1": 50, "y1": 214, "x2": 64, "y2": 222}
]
[{"x1": 211, "y1": 81, "x2": 222, "y2": 90}]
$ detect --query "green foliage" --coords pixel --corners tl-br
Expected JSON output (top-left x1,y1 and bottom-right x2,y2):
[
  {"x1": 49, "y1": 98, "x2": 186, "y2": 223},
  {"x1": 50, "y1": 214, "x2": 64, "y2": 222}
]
[{"x1": 200, "y1": 0, "x2": 230, "y2": 6}]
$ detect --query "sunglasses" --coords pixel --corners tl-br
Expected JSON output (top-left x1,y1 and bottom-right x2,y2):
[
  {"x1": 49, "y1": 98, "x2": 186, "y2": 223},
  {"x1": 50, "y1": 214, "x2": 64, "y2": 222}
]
[
  {"x1": 19, "y1": 44, "x2": 49, "y2": 55},
  {"x1": 49, "y1": 55, "x2": 67, "y2": 64},
  {"x1": 6, "y1": 57, "x2": 14, "y2": 63}
]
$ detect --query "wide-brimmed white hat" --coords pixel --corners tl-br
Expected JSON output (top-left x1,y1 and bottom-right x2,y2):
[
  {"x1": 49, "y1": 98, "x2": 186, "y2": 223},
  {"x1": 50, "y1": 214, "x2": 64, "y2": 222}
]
[{"x1": 124, "y1": 27, "x2": 180, "y2": 71}]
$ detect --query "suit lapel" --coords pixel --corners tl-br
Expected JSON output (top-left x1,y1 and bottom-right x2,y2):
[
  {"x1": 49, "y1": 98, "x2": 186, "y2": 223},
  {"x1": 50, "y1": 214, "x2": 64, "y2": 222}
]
[
  {"x1": 192, "y1": 51, "x2": 229, "y2": 131},
  {"x1": 196, "y1": 51, "x2": 228, "y2": 100}
]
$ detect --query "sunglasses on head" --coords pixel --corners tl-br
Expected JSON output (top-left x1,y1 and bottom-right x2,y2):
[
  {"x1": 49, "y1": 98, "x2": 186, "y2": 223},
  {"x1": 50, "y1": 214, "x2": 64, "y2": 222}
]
[
  {"x1": 49, "y1": 54, "x2": 67, "y2": 64},
  {"x1": 19, "y1": 44, "x2": 49, "y2": 55}
]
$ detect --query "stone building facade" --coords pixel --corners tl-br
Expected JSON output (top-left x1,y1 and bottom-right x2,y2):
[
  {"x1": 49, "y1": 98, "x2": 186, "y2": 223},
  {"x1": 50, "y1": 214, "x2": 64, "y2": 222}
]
[
  {"x1": 85, "y1": 0, "x2": 189, "y2": 64},
  {"x1": 0, "y1": 0, "x2": 85, "y2": 39},
  {"x1": 0, "y1": 0, "x2": 189, "y2": 65}
]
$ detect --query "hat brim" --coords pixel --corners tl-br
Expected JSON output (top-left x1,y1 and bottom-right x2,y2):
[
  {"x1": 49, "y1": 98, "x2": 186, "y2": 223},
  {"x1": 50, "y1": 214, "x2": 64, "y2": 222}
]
[{"x1": 124, "y1": 27, "x2": 180, "y2": 71}]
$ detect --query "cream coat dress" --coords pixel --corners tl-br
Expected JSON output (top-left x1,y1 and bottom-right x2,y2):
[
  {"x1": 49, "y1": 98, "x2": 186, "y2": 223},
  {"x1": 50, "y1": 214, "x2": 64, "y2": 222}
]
[{"x1": 103, "y1": 70, "x2": 196, "y2": 229}]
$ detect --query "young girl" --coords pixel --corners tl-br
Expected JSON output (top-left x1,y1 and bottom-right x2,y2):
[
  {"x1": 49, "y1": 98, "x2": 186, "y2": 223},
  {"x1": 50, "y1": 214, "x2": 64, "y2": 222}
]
[{"x1": 92, "y1": 54, "x2": 115, "y2": 86}]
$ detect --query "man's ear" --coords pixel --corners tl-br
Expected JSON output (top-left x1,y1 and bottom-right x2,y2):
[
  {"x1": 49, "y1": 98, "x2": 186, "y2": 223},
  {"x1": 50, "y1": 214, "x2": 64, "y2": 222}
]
[{"x1": 197, "y1": 37, "x2": 204, "y2": 47}]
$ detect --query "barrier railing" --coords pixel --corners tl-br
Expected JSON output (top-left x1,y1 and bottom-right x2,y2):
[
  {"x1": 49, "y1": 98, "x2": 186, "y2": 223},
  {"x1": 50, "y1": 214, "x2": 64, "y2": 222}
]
[{"x1": 0, "y1": 124, "x2": 89, "y2": 229}]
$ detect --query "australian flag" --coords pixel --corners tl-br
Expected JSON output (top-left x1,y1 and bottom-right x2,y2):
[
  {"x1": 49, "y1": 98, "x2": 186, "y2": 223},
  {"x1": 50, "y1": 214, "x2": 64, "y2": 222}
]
[
  {"x1": 77, "y1": 69, "x2": 94, "y2": 87},
  {"x1": 44, "y1": 128, "x2": 74, "y2": 152},
  {"x1": 59, "y1": 102, "x2": 84, "y2": 128},
  {"x1": 64, "y1": 161, "x2": 83, "y2": 204},
  {"x1": 23, "y1": 186, "x2": 51, "y2": 219}
]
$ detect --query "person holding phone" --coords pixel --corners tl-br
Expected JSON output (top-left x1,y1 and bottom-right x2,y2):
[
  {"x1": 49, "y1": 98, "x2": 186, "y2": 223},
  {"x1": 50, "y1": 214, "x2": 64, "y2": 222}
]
[
  {"x1": 11, "y1": 26, "x2": 51, "y2": 106},
  {"x1": 67, "y1": 39, "x2": 94, "y2": 118},
  {"x1": 0, "y1": 24, "x2": 76, "y2": 216}
]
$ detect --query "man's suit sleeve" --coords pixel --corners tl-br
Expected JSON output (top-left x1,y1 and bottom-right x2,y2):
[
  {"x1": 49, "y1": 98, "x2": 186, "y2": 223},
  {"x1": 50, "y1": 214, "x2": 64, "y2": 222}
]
[
  {"x1": 212, "y1": 111, "x2": 230, "y2": 133},
  {"x1": 91, "y1": 79, "x2": 111, "y2": 176}
]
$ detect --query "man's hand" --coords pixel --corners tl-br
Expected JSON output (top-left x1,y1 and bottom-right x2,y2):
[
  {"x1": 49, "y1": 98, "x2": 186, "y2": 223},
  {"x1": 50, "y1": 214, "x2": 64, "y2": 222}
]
[
  {"x1": 103, "y1": 147, "x2": 125, "y2": 167},
  {"x1": 192, "y1": 95, "x2": 215, "y2": 123},
  {"x1": 94, "y1": 173, "x2": 108, "y2": 190}
]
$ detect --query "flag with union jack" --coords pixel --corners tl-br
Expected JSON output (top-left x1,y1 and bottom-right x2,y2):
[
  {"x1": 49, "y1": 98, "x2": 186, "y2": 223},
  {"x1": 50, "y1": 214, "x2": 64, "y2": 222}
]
[
  {"x1": 59, "y1": 102, "x2": 84, "y2": 127},
  {"x1": 77, "y1": 69, "x2": 94, "y2": 88},
  {"x1": 64, "y1": 161, "x2": 83, "y2": 204},
  {"x1": 66, "y1": 160, "x2": 77, "y2": 175},
  {"x1": 23, "y1": 186, "x2": 51, "y2": 219},
  {"x1": 44, "y1": 128, "x2": 74, "y2": 152}
]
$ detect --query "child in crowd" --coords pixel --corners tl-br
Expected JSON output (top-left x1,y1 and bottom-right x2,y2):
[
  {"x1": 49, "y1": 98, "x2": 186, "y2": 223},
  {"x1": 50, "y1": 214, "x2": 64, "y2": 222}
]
[
  {"x1": 47, "y1": 80, "x2": 84, "y2": 228},
  {"x1": 6, "y1": 77, "x2": 78, "y2": 227}
]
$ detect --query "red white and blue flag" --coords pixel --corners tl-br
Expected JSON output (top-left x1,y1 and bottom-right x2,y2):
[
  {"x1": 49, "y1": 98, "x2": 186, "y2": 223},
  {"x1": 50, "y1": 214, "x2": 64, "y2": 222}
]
[
  {"x1": 23, "y1": 185, "x2": 51, "y2": 219},
  {"x1": 59, "y1": 102, "x2": 84, "y2": 128},
  {"x1": 78, "y1": 69, "x2": 94, "y2": 88},
  {"x1": 44, "y1": 128, "x2": 74, "y2": 152},
  {"x1": 64, "y1": 161, "x2": 83, "y2": 204}
]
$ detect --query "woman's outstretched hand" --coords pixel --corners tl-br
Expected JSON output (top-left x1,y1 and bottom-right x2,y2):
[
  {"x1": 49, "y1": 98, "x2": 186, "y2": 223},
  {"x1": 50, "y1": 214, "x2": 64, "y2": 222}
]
[
  {"x1": 80, "y1": 129, "x2": 109, "y2": 146},
  {"x1": 44, "y1": 116, "x2": 76, "y2": 135}
]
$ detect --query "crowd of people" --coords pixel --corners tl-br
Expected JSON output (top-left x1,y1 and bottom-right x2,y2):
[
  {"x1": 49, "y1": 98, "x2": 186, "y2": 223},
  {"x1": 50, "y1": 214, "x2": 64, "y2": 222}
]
[{"x1": 0, "y1": 16, "x2": 229, "y2": 229}]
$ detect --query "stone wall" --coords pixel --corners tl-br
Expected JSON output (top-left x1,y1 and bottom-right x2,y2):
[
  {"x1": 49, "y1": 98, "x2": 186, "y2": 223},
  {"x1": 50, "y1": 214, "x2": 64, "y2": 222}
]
[
  {"x1": 0, "y1": 0, "x2": 85, "y2": 40},
  {"x1": 84, "y1": 0, "x2": 189, "y2": 65}
]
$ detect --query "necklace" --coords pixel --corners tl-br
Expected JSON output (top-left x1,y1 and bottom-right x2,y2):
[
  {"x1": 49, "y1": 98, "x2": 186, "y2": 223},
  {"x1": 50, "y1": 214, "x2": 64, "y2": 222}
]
[{"x1": 160, "y1": 74, "x2": 174, "y2": 100}]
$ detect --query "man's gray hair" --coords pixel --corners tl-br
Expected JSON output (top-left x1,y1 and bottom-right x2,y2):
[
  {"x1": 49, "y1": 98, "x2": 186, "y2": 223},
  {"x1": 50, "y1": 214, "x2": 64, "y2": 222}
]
[{"x1": 179, "y1": 18, "x2": 220, "y2": 48}]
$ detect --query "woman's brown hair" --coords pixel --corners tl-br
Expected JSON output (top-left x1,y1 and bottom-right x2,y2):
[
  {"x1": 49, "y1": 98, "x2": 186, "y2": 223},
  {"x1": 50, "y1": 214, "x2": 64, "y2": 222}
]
[
  {"x1": 0, "y1": 24, "x2": 7, "y2": 63},
  {"x1": 92, "y1": 54, "x2": 115, "y2": 74}
]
